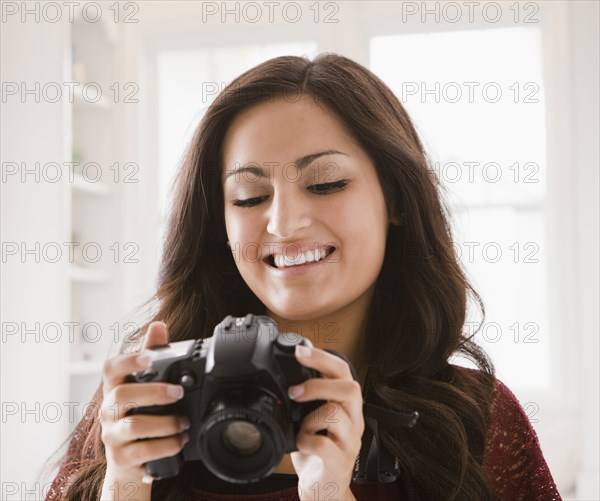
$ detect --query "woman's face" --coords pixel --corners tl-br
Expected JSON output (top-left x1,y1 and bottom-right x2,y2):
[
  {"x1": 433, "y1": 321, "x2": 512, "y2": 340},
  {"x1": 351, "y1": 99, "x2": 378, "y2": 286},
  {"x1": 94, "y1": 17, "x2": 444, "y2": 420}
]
[{"x1": 222, "y1": 94, "x2": 396, "y2": 322}]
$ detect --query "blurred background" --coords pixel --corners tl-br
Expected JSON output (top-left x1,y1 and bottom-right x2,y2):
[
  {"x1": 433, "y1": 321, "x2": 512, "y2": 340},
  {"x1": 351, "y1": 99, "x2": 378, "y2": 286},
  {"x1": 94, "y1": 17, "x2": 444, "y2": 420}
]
[{"x1": 1, "y1": 1, "x2": 598, "y2": 499}]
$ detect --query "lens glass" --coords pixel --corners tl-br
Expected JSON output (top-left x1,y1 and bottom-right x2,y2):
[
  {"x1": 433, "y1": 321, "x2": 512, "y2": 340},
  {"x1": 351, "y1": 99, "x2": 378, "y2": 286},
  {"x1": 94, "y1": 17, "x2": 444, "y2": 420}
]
[
  {"x1": 199, "y1": 386, "x2": 287, "y2": 483},
  {"x1": 222, "y1": 420, "x2": 263, "y2": 455}
]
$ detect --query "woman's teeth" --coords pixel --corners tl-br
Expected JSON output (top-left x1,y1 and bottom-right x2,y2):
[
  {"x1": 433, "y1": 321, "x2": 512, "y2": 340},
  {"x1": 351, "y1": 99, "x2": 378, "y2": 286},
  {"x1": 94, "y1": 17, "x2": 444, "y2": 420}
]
[{"x1": 273, "y1": 248, "x2": 333, "y2": 268}]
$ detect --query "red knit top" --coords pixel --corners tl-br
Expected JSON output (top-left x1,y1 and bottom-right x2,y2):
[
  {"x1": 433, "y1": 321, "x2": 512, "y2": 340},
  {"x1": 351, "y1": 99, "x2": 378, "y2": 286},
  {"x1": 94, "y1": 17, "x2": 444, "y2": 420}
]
[{"x1": 44, "y1": 372, "x2": 562, "y2": 501}]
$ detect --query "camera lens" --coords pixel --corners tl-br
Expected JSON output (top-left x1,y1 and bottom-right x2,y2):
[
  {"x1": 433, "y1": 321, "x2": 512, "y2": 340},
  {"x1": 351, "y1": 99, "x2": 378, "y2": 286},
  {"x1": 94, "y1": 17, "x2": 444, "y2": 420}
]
[
  {"x1": 198, "y1": 386, "x2": 287, "y2": 483},
  {"x1": 222, "y1": 421, "x2": 262, "y2": 455}
]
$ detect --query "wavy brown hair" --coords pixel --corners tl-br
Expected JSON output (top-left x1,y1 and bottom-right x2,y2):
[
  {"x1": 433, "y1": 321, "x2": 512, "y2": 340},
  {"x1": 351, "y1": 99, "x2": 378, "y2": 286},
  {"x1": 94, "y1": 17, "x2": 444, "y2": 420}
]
[{"x1": 44, "y1": 53, "x2": 497, "y2": 500}]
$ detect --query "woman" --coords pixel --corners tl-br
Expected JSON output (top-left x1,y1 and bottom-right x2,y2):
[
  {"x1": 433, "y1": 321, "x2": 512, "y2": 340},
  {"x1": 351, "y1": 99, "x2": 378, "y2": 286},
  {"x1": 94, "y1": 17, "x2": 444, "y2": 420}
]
[{"x1": 44, "y1": 53, "x2": 561, "y2": 500}]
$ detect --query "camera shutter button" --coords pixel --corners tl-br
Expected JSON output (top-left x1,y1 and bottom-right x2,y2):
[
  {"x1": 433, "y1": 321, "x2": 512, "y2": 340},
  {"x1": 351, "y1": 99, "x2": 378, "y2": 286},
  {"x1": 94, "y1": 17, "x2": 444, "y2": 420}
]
[{"x1": 275, "y1": 334, "x2": 300, "y2": 352}]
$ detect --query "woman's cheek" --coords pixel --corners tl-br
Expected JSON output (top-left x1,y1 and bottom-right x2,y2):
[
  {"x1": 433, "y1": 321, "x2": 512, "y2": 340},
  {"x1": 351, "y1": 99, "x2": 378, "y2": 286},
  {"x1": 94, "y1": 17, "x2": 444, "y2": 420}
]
[{"x1": 241, "y1": 226, "x2": 262, "y2": 262}]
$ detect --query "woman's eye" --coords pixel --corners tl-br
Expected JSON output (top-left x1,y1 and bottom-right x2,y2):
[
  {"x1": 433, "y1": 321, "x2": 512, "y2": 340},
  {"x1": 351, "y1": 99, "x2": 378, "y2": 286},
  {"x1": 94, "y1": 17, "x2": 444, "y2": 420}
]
[
  {"x1": 232, "y1": 196, "x2": 268, "y2": 208},
  {"x1": 309, "y1": 180, "x2": 348, "y2": 194},
  {"x1": 231, "y1": 180, "x2": 348, "y2": 209}
]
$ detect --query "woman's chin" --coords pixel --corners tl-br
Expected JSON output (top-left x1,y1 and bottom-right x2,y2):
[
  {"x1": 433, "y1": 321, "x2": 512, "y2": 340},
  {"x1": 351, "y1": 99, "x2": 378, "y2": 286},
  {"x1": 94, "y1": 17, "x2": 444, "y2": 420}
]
[{"x1": 264, "y1": 303, "x2": 330, "y2": 324}]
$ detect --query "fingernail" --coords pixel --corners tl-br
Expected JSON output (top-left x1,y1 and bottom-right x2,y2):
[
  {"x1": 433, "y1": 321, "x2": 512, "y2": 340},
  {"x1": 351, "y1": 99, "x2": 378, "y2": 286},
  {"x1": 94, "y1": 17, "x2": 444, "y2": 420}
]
[
  {"x1": 168, "y1": 385, "x2": 184, "y2": 399},
  {"x1": 288, "y1": 384, "x2": 305, "y2": 399},
  {"x1": 181, "y1": 432, "x2": 190, "y2": 446},
  {"x1": 295, "y1": 345, "x2": 311, "y2": 358},
  {"x1": 178, "y1": 416, "x2": 190, "y2": 430},
  {"x1": 136, "y1": 354, "x2": 152, "y2": 368}
]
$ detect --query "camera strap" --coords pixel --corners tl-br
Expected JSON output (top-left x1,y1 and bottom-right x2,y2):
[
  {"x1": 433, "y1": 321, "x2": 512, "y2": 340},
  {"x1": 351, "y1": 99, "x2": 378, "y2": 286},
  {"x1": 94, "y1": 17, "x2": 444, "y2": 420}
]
[{"x1": 352, "y1": 401, "x2": 418, "y2": 484}]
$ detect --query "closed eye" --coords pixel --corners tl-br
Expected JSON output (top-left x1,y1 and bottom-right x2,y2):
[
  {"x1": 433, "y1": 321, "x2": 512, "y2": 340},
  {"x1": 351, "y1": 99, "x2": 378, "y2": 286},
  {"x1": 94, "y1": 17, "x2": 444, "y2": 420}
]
[
  {"x1": 232, "y1": 195, "x2": 268, "y2": 208},
  {"x1": 232, "y1": 180, "x2": 348, "y2": 208},
  {"x1": 309, "y1": 180, "x2": 348, "y2": 194}
]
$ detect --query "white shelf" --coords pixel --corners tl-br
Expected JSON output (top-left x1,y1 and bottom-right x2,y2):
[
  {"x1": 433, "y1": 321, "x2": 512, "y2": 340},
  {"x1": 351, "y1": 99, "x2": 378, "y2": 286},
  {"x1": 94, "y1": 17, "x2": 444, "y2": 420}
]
[
  {"x1": 68, "y1": 264, "x2": 109, "y2": 283},
  {"x1": 72, "y1": 173, "x2": 111, "y2": 196},
  {"x1": 67, "y1": 16, "x2": 118, "y2": 411}
]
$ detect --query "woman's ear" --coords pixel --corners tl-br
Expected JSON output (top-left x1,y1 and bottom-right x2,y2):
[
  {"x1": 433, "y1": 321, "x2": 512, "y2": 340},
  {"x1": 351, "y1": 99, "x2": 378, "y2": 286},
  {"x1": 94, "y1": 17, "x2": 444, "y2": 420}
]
[
  {"x1": 391, "y1": 213, "x2": 403, "y2": 226},
  {"x1": 389, "y1": 202, "x2": 404, "y2": 226}
]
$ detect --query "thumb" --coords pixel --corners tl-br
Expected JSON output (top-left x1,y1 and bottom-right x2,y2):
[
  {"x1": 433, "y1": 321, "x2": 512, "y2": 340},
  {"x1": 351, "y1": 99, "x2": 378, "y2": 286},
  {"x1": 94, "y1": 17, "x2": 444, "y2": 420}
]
[{"x1": 141, "y1": 321, "x2": 169, "y2": 350}]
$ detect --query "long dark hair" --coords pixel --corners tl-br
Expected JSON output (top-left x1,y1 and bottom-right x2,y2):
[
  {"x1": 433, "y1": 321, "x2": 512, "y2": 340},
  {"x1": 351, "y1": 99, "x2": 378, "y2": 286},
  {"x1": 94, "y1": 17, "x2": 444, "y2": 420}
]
[{"x1": 45, "y1": 53, "x2": 497, "y2": 500}]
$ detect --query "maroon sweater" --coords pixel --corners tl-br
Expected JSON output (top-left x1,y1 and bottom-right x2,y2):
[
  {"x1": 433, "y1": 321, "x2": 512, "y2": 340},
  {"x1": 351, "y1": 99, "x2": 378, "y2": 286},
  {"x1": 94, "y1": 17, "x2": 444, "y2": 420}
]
[{"x1": 45, "y1": 373, "x2": 562, "y2": 500}]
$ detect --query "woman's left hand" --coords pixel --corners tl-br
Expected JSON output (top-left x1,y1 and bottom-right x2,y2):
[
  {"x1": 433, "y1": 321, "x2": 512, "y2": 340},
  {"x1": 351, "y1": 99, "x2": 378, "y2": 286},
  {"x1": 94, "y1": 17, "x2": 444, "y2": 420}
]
[{"x1": 288, "y1": 344, "x2": 364, "y2": 501}]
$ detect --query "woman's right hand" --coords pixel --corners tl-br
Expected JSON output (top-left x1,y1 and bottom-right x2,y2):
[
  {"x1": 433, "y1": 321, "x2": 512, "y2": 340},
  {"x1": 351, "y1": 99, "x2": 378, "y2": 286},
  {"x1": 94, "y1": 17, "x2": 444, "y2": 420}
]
[{"x1": 99, "y1": 321, "x2": 190, "y2": 499}]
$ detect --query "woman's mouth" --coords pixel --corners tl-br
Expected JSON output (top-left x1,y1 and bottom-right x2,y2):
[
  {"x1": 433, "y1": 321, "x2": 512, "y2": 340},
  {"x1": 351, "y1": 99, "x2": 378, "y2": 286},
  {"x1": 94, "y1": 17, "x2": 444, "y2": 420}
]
[{"x1": 264, "y1": 246, "x2": 336, "y2": 269}]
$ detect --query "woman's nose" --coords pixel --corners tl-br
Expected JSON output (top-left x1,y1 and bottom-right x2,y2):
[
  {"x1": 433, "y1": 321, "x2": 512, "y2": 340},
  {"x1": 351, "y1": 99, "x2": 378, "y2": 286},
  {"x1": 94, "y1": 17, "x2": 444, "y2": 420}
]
[{"x1": 266, "y1": 190, "x2": 312, "y2": 239}]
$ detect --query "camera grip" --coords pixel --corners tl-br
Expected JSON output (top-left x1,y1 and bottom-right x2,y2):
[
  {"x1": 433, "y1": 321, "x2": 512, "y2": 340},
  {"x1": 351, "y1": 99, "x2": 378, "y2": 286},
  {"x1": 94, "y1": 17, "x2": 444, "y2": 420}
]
[
  {"x1": 125, "y1": 403, "x2": 186, "y2": 480},
  {"x1": 144, "y1": 454, "x2": 184, "y2": 481}
]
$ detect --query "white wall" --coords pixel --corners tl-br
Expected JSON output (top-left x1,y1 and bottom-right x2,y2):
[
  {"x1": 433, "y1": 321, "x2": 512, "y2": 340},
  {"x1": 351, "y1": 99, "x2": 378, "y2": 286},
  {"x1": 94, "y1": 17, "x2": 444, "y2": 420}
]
[
  {"x1": 0, "y1": 17, "x2": 70, "y2": 498},
  {"x1": 570, "y1": 1, "x2": 600, "y2": 497}
]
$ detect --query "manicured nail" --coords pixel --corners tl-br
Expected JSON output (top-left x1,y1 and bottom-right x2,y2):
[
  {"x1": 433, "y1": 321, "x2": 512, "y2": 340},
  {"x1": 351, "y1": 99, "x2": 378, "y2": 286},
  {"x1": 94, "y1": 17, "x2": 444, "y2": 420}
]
[
  {"x1": 288, "y1": 384, "x2": 305, "y2": 399},
  {"x1": 181, "y1": 432, "x2": 190, "y2": 446},
  {"x1": 168, "y1": 385, "x2": 184, "y2": 399},
  {"x1": 178, "y1": 416, "x2": 190, "y2": 430},
  {"x1": 295, "y1": 345, "x2": 311, "y2": 358},
  {"x1": 136, "y1": 354, "x2": 152, "y2": 368}
]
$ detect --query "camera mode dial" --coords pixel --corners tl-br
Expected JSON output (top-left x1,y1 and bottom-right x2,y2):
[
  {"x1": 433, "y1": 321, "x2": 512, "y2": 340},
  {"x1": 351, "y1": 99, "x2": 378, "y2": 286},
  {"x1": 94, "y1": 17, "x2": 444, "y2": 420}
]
[{"x1": 275, "y1": 333, "x2": 304, "y2": 352}]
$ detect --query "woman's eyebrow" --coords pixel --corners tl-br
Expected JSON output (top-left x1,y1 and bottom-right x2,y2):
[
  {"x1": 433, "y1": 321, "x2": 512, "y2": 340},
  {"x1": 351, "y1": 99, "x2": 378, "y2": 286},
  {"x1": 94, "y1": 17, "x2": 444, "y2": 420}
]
[{"x1": 224, "y1": 149, "x2": 349, "y2": 181}]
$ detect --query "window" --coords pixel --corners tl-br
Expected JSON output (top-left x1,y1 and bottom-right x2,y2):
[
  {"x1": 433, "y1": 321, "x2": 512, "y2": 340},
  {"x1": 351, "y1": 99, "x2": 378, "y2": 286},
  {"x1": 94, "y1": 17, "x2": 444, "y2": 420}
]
[
  {"x1": 371, "y1": 27, "x2": 551, "y2": 390},
  {"x1": 157, "y1": 42, "x2": 318, "y2": 219}
]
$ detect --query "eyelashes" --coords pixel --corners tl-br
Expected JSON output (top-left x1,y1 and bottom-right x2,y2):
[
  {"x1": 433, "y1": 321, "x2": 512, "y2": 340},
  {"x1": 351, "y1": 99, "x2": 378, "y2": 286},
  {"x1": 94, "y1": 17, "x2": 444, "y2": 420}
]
[
  {"x1": 232, "y1": 196, "x2": 267, "y2": 208},
  {"x1": 231, "y1": 180, "x2": 348, "y2": 209}
]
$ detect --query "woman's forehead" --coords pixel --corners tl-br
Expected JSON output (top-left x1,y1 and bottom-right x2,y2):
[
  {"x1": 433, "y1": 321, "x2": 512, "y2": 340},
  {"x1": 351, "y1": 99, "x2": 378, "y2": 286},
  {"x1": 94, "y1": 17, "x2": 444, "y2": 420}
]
[{"x1": 221, "y1": 100, "x2": 361, "y2": 179}]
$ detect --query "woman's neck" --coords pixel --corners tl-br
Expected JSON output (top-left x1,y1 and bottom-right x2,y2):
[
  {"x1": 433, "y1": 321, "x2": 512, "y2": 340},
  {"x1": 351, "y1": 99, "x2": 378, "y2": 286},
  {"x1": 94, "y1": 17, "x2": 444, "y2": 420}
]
[{"x1": 265, "y1": 285, "x2": 374, "y2": 387}]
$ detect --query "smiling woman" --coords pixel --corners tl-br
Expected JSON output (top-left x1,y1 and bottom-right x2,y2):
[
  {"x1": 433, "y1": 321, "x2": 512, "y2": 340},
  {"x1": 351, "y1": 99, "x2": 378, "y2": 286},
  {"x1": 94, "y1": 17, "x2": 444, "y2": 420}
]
[
  {"x1": 44, "y1": 54, "x2": 561, "y2": 501},
  {"x1": 220, "y1": 95, "x2": 401, "y2": 369}
]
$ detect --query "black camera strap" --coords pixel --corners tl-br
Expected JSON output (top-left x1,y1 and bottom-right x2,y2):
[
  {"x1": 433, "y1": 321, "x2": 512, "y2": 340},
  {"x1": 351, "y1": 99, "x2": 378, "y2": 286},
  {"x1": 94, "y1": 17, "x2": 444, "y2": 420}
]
[{"x1": 353, "y1": 401, "x2": 418, "y2": 484}]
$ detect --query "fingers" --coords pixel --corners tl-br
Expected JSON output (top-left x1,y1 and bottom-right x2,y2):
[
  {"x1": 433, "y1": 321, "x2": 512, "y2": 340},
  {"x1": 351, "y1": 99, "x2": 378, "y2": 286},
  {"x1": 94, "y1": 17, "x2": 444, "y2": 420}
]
[
  {"x1": 142, "y1": 321, "x2": 169, "y2": 350},
  {"x1": 101, "y1": 382, "x2": 185, "y2": 422},
  {"x1": 290, "y1": 348, "x2": 364, "y2": 425},
  {"x1": 102, "y1": 352, "x2": 153, "y2": 395},
  {"x1": 299, "y1": 402, "x2": 352, "y2": 442},
  {"x1": 107, "y1": 432, "x2": 190, "y2": 472},
  {"x1": 289, "y1": 378, "x2": 363, "y2": 418},
  {"x1": 102, "y1": 413, "x2": 190, "y2": 448},
  {"x1": 99, "y1": 321, "x2": 189, "y2": 480},
  {"x1": 296, "y1": 433, "x2": 335, "y2": 457},
  {"x1": 294, "y1": 433, "x2": 352, "y2": 464},
  {"x1": 102, "y1": 321, "x2": 169, "y2": 395},
  {"x1": 295, "y1": 398, "x2": 363, "y2": 455},
  {"x1": 290, "y1": 346, "x2": 365, "y2": 458},
  {"x1": 294, "y1": 345, "x2": 353, "y2": 380}
]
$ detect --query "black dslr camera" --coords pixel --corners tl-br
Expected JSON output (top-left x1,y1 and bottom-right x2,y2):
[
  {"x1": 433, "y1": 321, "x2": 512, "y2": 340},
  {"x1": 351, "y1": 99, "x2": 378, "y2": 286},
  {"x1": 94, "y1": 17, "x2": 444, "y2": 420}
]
[{"x1": 125, "y1": 314, "x2": 339, "y2": 483}]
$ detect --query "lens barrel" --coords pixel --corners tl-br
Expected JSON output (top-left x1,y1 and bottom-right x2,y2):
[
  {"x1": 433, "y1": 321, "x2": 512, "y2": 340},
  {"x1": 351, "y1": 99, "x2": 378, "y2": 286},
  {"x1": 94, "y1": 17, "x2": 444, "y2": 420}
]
[{"x1": 198, "y1": 386, "x2": 288, "y2": 483}]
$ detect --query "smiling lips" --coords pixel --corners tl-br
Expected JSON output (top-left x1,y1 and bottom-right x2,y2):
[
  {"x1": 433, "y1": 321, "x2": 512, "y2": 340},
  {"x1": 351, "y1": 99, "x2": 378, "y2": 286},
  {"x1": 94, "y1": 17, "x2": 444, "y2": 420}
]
[{"x1": 263, "y1": 244, "x2": 336, "y2": 269}]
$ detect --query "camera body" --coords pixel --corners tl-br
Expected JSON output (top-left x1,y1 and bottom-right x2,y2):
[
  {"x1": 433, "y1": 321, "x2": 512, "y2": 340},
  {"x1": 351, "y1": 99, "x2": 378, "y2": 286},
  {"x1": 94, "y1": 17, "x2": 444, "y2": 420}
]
[{"x1": 125, "y1": 314, "x2": 330, "y2": 483}]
